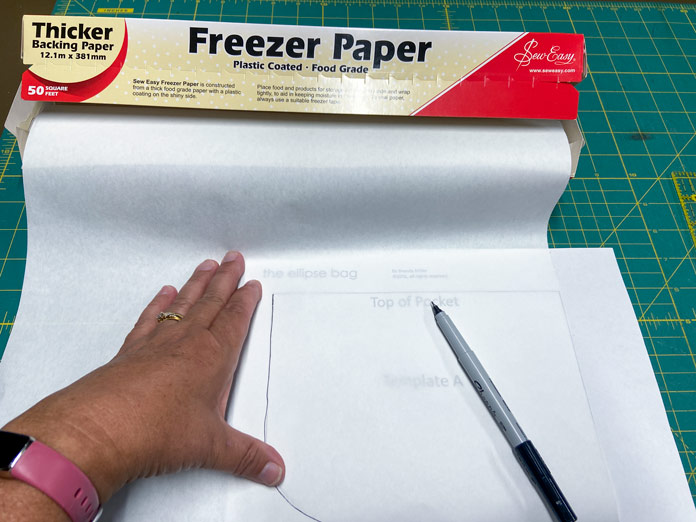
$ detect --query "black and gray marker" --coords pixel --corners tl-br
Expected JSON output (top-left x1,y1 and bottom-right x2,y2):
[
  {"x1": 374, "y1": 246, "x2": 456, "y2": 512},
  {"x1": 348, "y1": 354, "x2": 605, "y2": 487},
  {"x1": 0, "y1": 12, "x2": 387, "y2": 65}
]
[{"x1": 431, "y1": 302, "x2": 577, "y2": 522}]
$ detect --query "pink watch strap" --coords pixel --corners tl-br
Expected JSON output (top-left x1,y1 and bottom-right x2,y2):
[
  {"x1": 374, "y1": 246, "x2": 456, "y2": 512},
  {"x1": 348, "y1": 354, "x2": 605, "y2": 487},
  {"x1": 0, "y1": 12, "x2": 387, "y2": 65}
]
[{"x1": 11, "y1": 440, "x2": 101, "y2": 522}]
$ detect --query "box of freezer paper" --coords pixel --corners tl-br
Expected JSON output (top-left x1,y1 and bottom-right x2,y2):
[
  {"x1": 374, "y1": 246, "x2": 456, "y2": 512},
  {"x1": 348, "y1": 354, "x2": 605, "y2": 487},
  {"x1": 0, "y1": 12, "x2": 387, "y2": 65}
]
[{"x1": 21, "y1": 15, "x2": 586, "y2": 119}]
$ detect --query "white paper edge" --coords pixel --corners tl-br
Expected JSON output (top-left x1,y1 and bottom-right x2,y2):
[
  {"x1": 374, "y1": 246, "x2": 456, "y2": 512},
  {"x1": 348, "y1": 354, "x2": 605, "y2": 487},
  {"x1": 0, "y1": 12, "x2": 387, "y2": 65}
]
[
  {"x1": 562, "y1": 119, "x2": 583, "y2": 178},
  {"x1": 551, "y1": 248, "x2": 696, "y2": 522}
]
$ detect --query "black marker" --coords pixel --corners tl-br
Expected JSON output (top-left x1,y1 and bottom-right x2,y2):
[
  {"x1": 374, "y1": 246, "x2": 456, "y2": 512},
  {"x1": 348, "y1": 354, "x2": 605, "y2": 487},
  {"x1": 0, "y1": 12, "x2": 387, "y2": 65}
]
[{"x1": 431, "y1": 303, "x2": 577, "y2": 522}]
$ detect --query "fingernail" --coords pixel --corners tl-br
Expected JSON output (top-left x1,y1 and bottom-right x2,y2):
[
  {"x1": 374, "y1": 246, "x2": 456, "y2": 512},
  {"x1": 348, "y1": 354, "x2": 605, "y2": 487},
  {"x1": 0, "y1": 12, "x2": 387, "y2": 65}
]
[
  {"x1": 158, "y1": 285, "x2": 173, "y2": 296},
  {"x1": 258, "y1": 462, "x2": 283, "y2": 486},
  {"x1": 196, "y1": 259, "x2": 217, "y2": 271},
  {"x1": 222, "y1": 251, "x2": 239, "y2": 264}
]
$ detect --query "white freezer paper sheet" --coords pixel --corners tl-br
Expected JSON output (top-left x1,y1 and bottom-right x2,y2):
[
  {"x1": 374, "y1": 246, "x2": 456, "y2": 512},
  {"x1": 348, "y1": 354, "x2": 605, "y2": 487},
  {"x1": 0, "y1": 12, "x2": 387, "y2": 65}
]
[{"x1": 0, "y1": 106, "x2": 691, "y2": 521}]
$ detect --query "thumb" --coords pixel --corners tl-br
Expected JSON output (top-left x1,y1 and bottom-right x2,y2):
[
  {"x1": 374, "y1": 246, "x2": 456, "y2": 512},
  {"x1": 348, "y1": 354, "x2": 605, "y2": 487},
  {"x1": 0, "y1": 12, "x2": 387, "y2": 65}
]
[{"x1": 213, "y1": 425, "x2": 285, "y2": 487}]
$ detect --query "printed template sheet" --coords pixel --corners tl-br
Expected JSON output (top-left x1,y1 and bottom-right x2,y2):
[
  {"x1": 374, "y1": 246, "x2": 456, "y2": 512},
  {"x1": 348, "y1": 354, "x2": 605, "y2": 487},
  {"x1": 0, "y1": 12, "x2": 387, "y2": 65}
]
[{"x1": 264, "y1": 290, "x2": 611, "y2": 521}]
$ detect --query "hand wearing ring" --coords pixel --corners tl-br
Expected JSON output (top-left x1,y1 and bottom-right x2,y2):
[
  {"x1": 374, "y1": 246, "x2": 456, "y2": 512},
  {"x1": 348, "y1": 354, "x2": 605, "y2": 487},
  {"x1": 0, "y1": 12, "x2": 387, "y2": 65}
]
[{"x1": 2, "y1": 249, "x2": 285, "y2": 513}]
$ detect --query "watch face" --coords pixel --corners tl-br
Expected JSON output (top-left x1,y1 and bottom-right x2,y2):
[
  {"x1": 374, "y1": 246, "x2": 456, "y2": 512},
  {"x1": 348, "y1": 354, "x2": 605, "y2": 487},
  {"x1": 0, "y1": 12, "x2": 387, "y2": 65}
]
[{"x1": 0, "y1": 431, "x2": 32, "y2": 471}]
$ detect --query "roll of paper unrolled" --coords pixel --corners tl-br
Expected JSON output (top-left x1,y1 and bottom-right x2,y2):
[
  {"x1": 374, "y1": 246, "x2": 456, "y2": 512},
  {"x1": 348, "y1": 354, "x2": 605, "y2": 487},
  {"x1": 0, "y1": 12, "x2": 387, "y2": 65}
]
[
  {"x1": 2, "y1": 107, "x2": 608, "y2": 522},
  {"x1": 21, "y1": 106, "x2": 572, "y2": 255}
]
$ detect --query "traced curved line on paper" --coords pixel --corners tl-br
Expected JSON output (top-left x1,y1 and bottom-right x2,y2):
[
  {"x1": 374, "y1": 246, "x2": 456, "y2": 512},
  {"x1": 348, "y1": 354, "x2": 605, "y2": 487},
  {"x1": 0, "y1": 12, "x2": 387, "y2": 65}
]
[{"x1": 264, "y1": 294, "x2": 323, "y2": 522}]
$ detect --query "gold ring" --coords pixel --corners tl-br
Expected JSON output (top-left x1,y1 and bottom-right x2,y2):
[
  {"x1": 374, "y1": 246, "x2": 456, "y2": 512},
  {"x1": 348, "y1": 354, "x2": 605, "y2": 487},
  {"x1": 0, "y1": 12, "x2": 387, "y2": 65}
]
[{"x1": 157, "y1": 312, "x2": 183, "y2": 323}]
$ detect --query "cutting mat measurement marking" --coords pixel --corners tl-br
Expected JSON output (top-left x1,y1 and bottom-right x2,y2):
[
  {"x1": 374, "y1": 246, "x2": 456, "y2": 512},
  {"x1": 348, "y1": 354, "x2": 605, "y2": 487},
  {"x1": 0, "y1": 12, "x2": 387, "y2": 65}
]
[
  {"x1": 0, "y1": 130, "x2": 25, "y2": 357},
  {"x1": 2, "y1": 0, "x2": 695, "y2": 503},
  {"x1": 674, "y1": 172, "x2": 696, "y2": 249},
  {"x1": 53, "y1": 0, "x2": 696, "y2": 11}
]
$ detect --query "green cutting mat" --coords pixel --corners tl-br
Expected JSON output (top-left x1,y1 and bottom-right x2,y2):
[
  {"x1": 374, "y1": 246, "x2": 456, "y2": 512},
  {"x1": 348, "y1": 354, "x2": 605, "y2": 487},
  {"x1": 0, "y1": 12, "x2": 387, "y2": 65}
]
[{"x1": 1, "y1": 0, "x2": 695, "y2": 504}]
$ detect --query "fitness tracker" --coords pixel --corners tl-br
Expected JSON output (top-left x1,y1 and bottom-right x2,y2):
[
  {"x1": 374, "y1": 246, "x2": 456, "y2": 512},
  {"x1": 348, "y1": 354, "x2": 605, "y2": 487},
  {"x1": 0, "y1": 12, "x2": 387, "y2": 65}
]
[{"x1": 0, "y1": 430, "x2": 102, "y2": 522}]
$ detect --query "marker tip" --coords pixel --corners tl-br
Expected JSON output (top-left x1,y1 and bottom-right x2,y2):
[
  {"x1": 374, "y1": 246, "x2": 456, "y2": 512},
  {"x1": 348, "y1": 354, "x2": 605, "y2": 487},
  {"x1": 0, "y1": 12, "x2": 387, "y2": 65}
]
[{"x1": 431, "y1": 302, "x2": 443, "y2": 316}]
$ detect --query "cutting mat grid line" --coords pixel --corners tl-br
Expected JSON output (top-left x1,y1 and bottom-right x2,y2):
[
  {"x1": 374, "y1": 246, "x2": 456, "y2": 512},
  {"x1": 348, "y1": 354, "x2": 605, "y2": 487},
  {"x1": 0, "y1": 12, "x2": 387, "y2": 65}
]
[
  {"x1": 1, "y1": 0, "x2": 695, "y2": 502},
  {"x1": 674, "y1": 172, "x2": 696, "y2": 248}
]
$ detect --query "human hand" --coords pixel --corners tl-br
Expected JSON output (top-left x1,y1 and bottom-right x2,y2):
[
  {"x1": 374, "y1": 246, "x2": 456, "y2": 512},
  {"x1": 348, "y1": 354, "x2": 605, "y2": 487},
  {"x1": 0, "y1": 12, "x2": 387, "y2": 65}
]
[{"x1": 3, "y1": 251, "x2": 284, "y2": 509}]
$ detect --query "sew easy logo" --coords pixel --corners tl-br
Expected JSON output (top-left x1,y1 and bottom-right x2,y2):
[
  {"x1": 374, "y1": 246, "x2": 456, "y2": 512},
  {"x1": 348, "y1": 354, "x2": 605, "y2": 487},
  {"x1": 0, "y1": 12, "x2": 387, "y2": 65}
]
[
  {"x1": 513, "y1": 38, "x2": 576, "y2": 70},
  {"x1": 413, "y1": 32, "x2": 584, "y2": 119}
]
